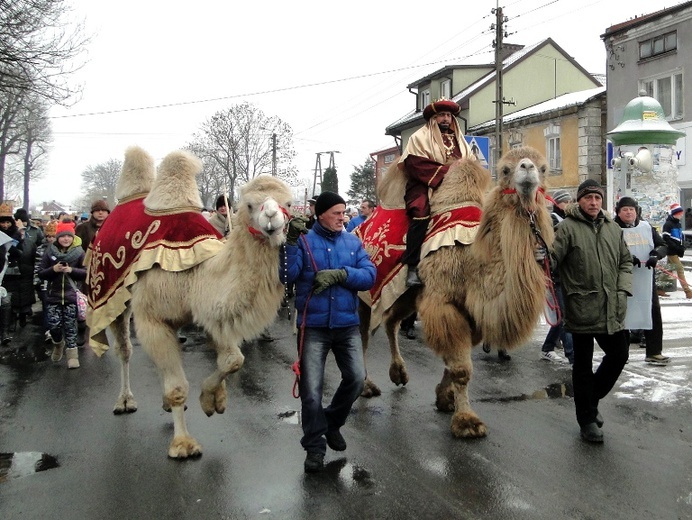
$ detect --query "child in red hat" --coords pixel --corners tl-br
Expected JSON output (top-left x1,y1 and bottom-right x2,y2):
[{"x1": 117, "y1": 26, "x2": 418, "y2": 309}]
[{"x1": 37, "y1": 222, "x2": 86, "y2": 368}]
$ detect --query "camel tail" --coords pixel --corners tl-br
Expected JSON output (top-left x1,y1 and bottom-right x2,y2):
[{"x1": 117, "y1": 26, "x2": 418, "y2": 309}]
[
  {"x1": 144, "y1": 150, "x2": 204, "y2": 211},
  {"x1": 116, "y1": 146, "x2": 156, "y2": 201}
]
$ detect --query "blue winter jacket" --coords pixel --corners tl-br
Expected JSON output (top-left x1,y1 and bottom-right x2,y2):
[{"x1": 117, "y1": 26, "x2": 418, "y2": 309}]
[{"x1": 286, "y1": 221, "x2": 375, "y2": 328}]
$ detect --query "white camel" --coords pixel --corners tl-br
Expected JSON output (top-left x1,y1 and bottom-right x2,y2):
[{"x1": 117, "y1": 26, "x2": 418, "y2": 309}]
[{"x1": 87, "y1": 146, "x2": 293, "y2": 458}]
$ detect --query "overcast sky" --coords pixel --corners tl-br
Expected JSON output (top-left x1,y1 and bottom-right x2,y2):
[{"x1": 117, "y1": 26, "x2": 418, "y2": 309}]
[{"x1": 32, "y1": 0, "x2": 683, "y2": 208}]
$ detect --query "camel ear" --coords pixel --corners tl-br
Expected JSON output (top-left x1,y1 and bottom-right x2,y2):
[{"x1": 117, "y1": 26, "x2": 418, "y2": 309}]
[{"x1": 145, "y1": 150, "x2": 204, "y2": 211}]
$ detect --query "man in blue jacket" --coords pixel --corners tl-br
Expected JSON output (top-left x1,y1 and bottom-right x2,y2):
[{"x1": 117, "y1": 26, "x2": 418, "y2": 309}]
[{"x1": 285, "y1": 191, "x2": 376, "y2": 473}]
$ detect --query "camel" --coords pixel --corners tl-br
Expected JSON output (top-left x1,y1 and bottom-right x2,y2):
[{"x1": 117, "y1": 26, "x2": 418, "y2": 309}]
[
  {"x1": 357, "y1": 146, "x2": 554, "y2": 438},
  {"x1": 86, "y1": 146, "x2": 293, "y2": 458}
]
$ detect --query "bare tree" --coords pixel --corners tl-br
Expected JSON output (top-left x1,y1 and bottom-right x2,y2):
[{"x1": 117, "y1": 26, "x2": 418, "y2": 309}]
[
  {"x1": 0, "y1": 87, "x2": 23, "y2": 200},
  {"x1": 195, "y1": 103, "x2": 299, "y2": 202},
  {"x1": 0, "y1": 0, "x2": 88, "y2": 105},
  {"x1": 16, "y1": 97, "x2": 51, "y2": 209},
  {"x1": 80, "y1": 158, "x2": 121, "y2": 209}
]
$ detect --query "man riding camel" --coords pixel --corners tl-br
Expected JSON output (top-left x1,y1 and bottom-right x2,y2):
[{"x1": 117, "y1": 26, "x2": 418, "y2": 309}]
[{"x1": 399, "y1": 98, "x2": 474, "y2": 286}]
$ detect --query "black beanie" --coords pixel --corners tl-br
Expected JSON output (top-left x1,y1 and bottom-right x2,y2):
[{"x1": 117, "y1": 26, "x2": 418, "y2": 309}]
[
  {"x1": 14, "y1": 208, "x2": 29, "y2": 224},
  {"x1": 576, "y1": 179, "x2": 604, "y2": 201},
  {"x1": 615, "y1": 196, "x2": 638, "y2": 213},
  {"x1": 315, "y1": 191, "x2": 346, "y2": 216}
]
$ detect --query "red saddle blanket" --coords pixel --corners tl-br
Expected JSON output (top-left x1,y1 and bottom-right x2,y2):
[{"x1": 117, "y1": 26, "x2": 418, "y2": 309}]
[
  {"x1": 355, "y1": 203, "x2": 481, "y2": 329},
  {"x1": 86, "y1": 195, "x2": 224, "y2": 355}
]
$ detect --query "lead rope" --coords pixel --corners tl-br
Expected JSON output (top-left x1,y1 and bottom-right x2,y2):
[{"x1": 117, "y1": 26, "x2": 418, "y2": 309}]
[
  {"x1": 291, "y1": 233, "x2": 319, "y2": 398},
  {"x1": 528, "y1": 209, "x2": 561, "y2": 326}
]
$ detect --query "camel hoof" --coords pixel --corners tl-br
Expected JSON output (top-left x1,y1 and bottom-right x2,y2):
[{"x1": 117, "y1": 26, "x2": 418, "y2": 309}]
[
  {"x1": 360, "y1": 379, "x2": 381, "y2": 398},
  {"x1": 199, "y1": 382, "x2": 227, "y2": 417},
  {"x1": 113, "y1": 395, "x2": 138, "y2": 414},
  {"x1": 389, "y1": 363, "x2": 409, "y2": 386},
  {"x1": 450, "y1": 412, "x2": 487, "y2": 438},
  {"x1": 214, "y1": 381, "x2": 227, "y2": 414},
  {"x1": 168, "y1": 435, "x2": 203, "y2": 459}
]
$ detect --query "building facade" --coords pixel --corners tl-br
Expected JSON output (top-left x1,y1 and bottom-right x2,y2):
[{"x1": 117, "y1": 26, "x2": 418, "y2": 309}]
[{"x1": 602, "y1": 1, "x2": 692, "y2": 217}]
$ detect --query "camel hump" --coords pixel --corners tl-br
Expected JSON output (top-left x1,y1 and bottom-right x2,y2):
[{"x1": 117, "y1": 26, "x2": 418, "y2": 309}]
[
  {"x1": 116, "y1": 146, "x2": 155, "y2": 201},
  {"x1": 144, "y1": 150, "x2": 204, "y2": 211},
  {"x1": 377, "y1": 161, "x2": 407, "y2": 209}
]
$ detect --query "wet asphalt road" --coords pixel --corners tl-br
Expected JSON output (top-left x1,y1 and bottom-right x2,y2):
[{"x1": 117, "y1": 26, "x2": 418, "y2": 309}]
[{"x1": 0, "y1": 308, "x2": 691, "y2": 520}]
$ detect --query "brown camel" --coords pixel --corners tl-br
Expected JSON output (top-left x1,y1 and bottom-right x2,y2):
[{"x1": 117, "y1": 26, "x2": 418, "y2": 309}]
[{"x1": 358, "y1": 147, "x2": 554, "y2": 438}]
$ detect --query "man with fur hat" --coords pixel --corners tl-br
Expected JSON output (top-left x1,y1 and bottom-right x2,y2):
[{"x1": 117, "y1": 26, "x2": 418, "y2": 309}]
[
  {"x1": 399, "y1": 98, "x2": 474, "y2": 286},
  {"x1": 284, "y1": 191, "x2": 376, "y2": 473},
  {"x1": 552, "y1": 179, "x2": 632, "y2": 443},
  {"x1": 614, "y1": 196, "x2": 670, "y2": 365},
  {"x1": 76, "y1": 198, "x2": 110, "y2": 253},
  {"x1": 661, "y1": 203, "x2": 692, "y2": 298}
]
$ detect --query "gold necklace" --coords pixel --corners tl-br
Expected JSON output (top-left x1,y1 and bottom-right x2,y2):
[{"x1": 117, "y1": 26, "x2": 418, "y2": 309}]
[{"x1": 441, "y1": 134, "x2": 455, "y2": 157}]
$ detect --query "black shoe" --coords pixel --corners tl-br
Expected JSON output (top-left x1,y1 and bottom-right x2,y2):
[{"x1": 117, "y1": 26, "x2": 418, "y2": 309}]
[
  {"x1": 18, "y1": 314, "x2": 26, "y2": 328},
  {"x1": 580, "y1": 423, "x2": 604, "y2": 443},
  {"x1": 304, "y1": 452, "x2": 324, "y2": 473},
  {"x1": 325, "y1": 430, "x2": 347, "y2": 451},
  {"x1": 405, "y1": 268, "x2": 422, "y2": 287},
  {"x1": 405, "y1": 327, "x2": 416, "y2": 340},
  {"x1": 498, "y1": 349, "x2": 512, "y2": 361}
]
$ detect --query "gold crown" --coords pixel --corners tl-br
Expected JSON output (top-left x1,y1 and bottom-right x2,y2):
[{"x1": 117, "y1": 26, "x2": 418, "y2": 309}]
[{"x1": 0, "y1": 202, "x2": 13, "y2": 218}]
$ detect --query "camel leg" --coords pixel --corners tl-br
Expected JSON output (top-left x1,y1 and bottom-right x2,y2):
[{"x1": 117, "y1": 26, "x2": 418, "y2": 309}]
[
  {"x1": 383, "y1": 313, "x2": 409, "y2": 387},
  {"x1": 136, "y1": 315, "x2": 200, "y2": 459},
  {"x1": 359, "y1": 301, "x2": 381, "y2": 397},
  {"x1": 110, "y1": 310, "x2": 138, "y2": 414},
  {"x1": 199, "y1": 333, "x2": 244, "y2": 417},
  {"x1": 419, "y1": 294, "x2": 487, "y2": 439}
]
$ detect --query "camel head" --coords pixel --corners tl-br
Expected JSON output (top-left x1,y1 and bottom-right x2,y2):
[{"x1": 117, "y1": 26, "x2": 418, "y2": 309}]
[
  {"x1": 236, "y1": 175, "x2": 293, "y2": 247},
  {"x1": 496, "y1": 147, "x2": 548, "y2": 210}
]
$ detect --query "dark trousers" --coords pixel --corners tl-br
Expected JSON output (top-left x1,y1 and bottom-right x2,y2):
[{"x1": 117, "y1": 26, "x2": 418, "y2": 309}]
[
  {"x1": 572, "y1": 331, "x2": 629, "y2": 427},
  {"x1": 298, "y1": 326, "x2": 365, "y2": 455},
  {"x1": 644, "y1": 286, "x2": 663, "y2": 357}
]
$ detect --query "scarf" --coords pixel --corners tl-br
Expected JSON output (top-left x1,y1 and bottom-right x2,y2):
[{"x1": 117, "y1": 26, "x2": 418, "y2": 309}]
[
  {"x1": 399, "y1": 116, "x2": 472, "y2": 166},
  {"x1": 46, "y1": 241, "x2": 83, "y2": 265}
]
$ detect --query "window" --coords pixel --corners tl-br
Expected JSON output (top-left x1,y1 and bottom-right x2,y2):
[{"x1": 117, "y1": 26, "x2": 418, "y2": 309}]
[
  {"x1": 384, "y1": 153, "x2": 395, "y2": 164},
  {"x1": 639, "y1": 31, "x2": 677, "y2": 59},
  {"x1": 419, "y1": 89, "x2": 430, "y2": 110},
  {"x1": 544, "y1": 124, "x2": 561, "y2": 173},
  {"x1": 440, "y1": 79, "x2": 451, "y2": 99},
  {"x1": 641, "y1": 70, "x2": 683, "y2": 119}
]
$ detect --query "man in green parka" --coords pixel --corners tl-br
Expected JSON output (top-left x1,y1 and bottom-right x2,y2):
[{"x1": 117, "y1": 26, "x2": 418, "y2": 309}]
[{"x1": 552, "y1": 179, "x2": 632, "y2": 443}]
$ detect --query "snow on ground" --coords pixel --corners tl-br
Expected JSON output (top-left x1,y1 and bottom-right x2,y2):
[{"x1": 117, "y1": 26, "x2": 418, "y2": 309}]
[{"x1": 531, "y1": 284, "x2": 691, "y2": 407}]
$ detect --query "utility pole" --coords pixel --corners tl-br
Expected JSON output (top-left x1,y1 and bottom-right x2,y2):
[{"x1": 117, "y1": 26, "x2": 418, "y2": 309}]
[
  {"x1": 312, "y1": 153, "x2": 323, "y2": 197},
  {"x1": 271, "y1": 133, "x2": 277, "y2": 176},
  {"x1": 492, "y1": 5, "x2": 506, "y2": 172},
  {"x1": 325, "y1": 150, "x2": 340, "y2": 170}
]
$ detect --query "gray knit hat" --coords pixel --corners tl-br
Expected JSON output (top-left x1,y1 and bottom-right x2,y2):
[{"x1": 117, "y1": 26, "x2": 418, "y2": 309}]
[{"x1": 552, "y1": 190, "x2": 571, "y2": 204}]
